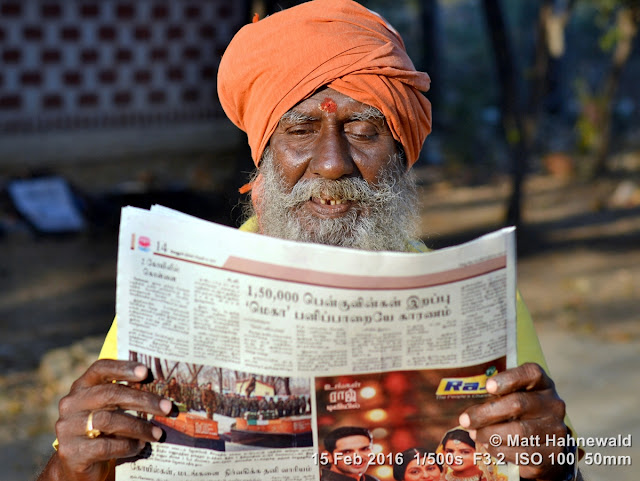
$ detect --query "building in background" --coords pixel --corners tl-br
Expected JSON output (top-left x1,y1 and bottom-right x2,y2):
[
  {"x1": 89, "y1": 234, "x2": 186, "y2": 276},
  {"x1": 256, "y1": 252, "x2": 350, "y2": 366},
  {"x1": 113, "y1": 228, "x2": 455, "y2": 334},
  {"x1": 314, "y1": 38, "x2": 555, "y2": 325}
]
[{"x1": 0, "y1": 1, "x2": 250, "y2": 175}]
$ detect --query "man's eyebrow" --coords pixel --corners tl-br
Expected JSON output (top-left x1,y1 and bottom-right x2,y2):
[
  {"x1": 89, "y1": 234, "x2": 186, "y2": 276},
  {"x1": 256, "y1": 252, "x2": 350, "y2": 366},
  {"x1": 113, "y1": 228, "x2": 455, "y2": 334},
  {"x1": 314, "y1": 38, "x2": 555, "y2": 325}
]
[
  {"x1": 279, "y1": 109, "x2": 318, "y2": 124},
  {"x1": 349, "y1": 105, "x2": 384, "y2": 122}
]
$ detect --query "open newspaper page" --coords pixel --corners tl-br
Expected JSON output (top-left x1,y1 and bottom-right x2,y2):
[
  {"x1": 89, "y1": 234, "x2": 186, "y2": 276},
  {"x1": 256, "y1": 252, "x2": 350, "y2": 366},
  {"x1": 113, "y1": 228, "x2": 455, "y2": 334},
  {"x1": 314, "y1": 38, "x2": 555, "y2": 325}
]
[{"x1": 115, "y1": 205, "x2": 519, "y2": 481}]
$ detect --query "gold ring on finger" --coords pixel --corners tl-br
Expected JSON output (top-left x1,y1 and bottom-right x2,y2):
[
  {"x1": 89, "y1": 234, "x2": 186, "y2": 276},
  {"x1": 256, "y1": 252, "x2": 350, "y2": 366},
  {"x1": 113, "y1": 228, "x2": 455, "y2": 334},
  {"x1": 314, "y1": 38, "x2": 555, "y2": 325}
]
[{"x1": 85, "y1": 410, "x2": 102, "y2": 439}]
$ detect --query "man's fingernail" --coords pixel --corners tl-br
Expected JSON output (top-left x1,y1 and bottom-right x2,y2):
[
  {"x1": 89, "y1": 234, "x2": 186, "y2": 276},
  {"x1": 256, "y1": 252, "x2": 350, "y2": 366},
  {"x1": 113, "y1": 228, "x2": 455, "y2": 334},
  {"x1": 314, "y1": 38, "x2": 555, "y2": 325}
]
[
  {"x1": 469, "y1": 429, "x2": 477, "y2": 440},
  {"x1": 159, "y1": 399, "x2": 172, "y2": 414},
  {"x1": 152, "y1": 426, "x2": 163, "y2": 440},
  {"x1": 138, "y1": 442, "x2": 153, "y2": 459},
  {"x1": 459, "y1": 413, "x2": 471, "y2": 427},
  {"x1": 486, "y1": 379, "x2": 498, "y2": 393},
  {"x1": 134, "y1": 365, "x2": 147, "y2": 379}
]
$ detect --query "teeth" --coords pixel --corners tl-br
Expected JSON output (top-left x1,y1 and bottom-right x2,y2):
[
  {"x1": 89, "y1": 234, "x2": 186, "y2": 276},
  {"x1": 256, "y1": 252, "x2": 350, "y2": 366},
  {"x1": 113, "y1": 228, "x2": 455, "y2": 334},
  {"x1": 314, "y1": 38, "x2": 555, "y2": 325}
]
[{"x1": 317, "y1": 198, "x2": 344, "y2": 205}]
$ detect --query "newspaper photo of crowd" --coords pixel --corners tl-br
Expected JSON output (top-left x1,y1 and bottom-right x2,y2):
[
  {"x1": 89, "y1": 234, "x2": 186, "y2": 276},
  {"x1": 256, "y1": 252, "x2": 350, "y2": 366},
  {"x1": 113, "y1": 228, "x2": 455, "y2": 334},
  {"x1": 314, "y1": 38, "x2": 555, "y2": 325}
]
[{"x1": 128, "y1": 351, "x2": 312, "y2": 451}]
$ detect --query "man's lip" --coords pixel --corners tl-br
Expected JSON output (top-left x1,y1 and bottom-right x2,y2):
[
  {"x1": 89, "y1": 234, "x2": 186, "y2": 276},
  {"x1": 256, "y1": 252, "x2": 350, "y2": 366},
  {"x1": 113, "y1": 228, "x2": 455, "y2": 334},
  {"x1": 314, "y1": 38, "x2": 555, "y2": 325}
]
[{"x1": 306, "y1": 197, "x2": 354, "y2": 217}]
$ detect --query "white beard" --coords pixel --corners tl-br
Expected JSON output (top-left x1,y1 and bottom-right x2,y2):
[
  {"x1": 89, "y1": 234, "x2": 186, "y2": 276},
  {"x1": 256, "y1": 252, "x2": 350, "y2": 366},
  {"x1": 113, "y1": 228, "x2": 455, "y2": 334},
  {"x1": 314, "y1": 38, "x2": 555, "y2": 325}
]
[{"x1": 247, "y1": 147, "x2": 420, "y2": 252}]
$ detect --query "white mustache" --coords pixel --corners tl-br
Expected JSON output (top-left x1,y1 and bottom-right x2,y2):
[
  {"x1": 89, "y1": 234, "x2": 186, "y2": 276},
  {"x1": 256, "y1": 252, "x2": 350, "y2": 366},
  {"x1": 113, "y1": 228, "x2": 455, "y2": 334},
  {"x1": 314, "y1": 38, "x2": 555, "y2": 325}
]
[
  {"x1": 248, "y1": 148, "x2": 420, "y2": 251},
  {"x1": 282, "y1": 176, "x2": 401, "y2": 208}
]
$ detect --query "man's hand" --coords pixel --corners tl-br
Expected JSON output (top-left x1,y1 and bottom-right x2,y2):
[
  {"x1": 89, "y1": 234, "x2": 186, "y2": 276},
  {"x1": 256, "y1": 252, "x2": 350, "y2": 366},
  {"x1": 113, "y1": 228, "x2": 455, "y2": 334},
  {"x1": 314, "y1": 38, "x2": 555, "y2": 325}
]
[
  {"x1": 459, "y1": 363, "x2": 572, "y2": 481},
  {"x1": 39, "y1": 360, "x2": 174, "y2": 481}
]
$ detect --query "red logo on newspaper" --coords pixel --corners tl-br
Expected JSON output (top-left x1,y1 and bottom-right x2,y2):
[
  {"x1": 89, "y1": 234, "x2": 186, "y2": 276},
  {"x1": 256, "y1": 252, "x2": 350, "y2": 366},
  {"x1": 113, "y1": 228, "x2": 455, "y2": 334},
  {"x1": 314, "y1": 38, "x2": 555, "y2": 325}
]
[{"x1": 138, "y1": 236, "x2": 151, "y2": 252}]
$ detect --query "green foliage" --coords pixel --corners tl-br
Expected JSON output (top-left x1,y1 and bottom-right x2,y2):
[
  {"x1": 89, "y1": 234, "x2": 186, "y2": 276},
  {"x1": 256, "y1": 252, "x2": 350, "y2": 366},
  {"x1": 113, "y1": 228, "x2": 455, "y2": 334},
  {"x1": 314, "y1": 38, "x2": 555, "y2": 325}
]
[
  {"x1": 573, "y1": 78, "x2": 607, "y2": 155},
  {"x1": 599, "y1": 24, "x2": 622, "y2": 50},
  {"x1": 585, "y1": 0, "x2": 638, "y2": 52}
]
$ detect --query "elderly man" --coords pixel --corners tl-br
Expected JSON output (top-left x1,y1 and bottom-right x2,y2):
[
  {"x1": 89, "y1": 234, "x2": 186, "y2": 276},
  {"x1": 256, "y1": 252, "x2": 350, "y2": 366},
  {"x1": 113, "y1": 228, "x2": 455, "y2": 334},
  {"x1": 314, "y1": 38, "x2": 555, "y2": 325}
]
[{"x1": 37, "y1": 1, "x2": 578, "y2": 481}]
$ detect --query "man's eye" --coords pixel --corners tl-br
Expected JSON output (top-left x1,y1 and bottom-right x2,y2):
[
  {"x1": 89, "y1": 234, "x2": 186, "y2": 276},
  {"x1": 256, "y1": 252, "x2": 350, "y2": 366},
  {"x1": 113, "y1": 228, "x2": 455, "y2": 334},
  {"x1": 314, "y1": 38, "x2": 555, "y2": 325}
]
[
  {"x1": 345, "y1": 124, "x2": 377, "y2": 140},
  {"x1": 348, "y1": 132, "x2": 375, "y2": 140},
  {"x1": 287, "y1": 126, "x2": 315, "y2": 135}
]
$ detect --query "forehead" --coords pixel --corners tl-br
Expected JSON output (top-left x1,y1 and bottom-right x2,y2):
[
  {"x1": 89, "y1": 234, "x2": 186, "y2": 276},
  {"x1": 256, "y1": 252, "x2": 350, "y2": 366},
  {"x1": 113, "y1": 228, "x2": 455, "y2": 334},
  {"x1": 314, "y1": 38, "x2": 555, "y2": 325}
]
[
  {"x1": 290, "y1": 87, "x2": 374, "y2": 116},
  {"x1": 445, "y1": 439, "x2": 472, "y2": 449},
  {"x1": 334, "y1": 434, "x2": 371, "y2": 451}
]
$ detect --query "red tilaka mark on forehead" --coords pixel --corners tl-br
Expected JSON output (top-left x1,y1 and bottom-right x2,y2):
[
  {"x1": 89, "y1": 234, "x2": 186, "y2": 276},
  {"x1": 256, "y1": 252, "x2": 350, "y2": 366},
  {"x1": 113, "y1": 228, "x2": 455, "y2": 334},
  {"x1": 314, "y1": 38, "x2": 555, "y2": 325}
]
[{"x1": 320, "y1": 97, "x2": 337, "y2": 113}]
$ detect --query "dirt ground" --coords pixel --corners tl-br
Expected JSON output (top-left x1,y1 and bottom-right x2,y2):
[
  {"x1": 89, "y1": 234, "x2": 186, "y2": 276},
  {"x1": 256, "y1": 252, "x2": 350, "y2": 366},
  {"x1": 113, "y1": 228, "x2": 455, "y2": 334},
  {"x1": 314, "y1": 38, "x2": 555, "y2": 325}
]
[{"x1": 1, "y1": 164, "x2": 638, "y2": 480}]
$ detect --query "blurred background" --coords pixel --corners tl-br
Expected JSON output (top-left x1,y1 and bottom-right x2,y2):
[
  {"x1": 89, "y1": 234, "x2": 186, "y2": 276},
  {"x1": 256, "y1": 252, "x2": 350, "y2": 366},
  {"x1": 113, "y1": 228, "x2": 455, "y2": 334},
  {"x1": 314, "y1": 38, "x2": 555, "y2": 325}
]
[{"x1": 0, "y1": 0, "x2": 638, "y2": 479}]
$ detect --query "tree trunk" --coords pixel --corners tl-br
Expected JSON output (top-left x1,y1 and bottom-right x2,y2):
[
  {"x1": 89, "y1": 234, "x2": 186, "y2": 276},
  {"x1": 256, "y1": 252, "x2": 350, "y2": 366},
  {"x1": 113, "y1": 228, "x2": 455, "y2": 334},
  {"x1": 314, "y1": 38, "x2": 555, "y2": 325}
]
[
  {"x1": 187, "y1": 364, "x2": 204, "y2": 384},
  {"x1": 217, "y1": 367, "x2": 224, "y2": 392},
  {"x1": 164, "y1": 360, "x2": 178, "y2": 380},
  {"x1": 283, "y1": 377, "x2": 291, "y2": 395},
  {"x1": 420, "y1": 0, "x2": 440, "y2": 124},
  {"x1": 481, "y1": 0, "x2": 529, "y2": 227},
  {"x1": 592, "y1": 6, "x2": 639, "y2": 176},
  {"x1": 154, "y1": 357, "x2": 165, "y2": 381}
]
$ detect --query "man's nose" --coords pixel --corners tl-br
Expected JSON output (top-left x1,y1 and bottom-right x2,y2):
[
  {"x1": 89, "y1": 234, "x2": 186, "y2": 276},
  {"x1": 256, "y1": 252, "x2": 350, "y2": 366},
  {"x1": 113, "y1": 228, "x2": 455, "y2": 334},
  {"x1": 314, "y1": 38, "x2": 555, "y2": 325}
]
[{"x1": 309, "y1": 127, "x2": 354, "y2": 179}]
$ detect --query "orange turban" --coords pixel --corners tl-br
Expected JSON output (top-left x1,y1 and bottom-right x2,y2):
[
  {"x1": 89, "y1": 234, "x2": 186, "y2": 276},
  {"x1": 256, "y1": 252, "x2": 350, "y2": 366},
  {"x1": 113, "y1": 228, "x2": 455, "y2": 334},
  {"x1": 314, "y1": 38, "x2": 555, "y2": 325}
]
[{"x1": 217, "y1": 0, "x2": 432, "y2": 169}]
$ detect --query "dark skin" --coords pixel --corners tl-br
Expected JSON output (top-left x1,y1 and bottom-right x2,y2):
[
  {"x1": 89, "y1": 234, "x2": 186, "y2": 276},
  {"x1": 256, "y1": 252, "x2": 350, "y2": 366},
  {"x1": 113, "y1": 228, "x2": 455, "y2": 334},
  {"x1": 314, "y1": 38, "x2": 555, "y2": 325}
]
[
  {"x1": 268, "y1": 88, "x2": 399, "y2": 219},
  {"x1": 39, "y1": 361, "x2": 172, "y2": 481},
  {"x1": 459, "y1": 363, "x2": 577, "y2": 481},
  {"x1": 37, "y1": 89, "x2": 577, "y2": 481}
]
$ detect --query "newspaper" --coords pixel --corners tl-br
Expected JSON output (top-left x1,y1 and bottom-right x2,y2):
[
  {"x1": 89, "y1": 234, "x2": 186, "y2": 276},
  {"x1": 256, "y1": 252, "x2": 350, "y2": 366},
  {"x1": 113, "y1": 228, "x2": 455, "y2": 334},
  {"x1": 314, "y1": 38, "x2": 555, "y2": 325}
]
[{"x1": 115, "y1": 205, "x2": 519, "y2": 481}]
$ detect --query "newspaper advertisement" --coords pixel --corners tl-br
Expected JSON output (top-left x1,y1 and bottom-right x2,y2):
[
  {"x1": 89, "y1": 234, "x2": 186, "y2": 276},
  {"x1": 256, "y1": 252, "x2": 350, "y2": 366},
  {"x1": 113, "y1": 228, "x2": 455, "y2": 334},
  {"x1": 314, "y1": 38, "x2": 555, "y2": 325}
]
[{"x1": 115, "y1": 205, "x2": 519, "y2": 481}]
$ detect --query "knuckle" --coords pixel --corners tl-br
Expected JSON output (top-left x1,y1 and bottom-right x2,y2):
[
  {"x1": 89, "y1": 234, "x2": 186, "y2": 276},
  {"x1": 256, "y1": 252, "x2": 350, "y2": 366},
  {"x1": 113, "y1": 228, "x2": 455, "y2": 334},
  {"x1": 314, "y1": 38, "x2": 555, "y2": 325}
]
[
  {"x1": 115, "y1": 438, "x2": 145, "y2": 458},
  {"x1": 56, "y1": 442, "x2": 72, "y2": 461},
  {"x1": 58, "y1": 394, "x2": 75, "y2": 416},
  {"x1": 523, "y1": 362, "x2": 544, "y2": 383},
  {"x1": 101, "y1": 394, "x2": 121, "y2": 410},
  {"x1": 553, "y1": 397, "x2": 566, "y2": 419},
  {"x1": 97, "y1": 437, "x2": 140, "y2": 460},
  {"x1": 510, "y1": 393, "x2": 528, "y2": 416},
  {"x1": 93, "y1": 358, "x2": 115, "y2": 370},
  {"x1": 93, "y1": 409, "x2": 111, "y2": 431},
  {"x1": 92, "y1": 439, "x2": 113, "y2": 459},
  {"x1": 100, "y1": 383, "x2": 126, "y2": 406},
  {"x1": 81, "y1": 358, "x2": 108, "y2": 377},
  {"x1": 54, "y1": 417, "x2": 68, "y2": 440},
  {"x1": 69, "y1": 377, "x2": 84, "y2": 392}
]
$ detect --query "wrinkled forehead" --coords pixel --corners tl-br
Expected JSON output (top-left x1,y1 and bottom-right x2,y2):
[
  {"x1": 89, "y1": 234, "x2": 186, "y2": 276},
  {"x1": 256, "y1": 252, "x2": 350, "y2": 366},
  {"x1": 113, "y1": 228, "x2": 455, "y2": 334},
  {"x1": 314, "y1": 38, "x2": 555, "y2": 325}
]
[{"x1": 282, "y1": 86, "x2": 384, "y2": 120}]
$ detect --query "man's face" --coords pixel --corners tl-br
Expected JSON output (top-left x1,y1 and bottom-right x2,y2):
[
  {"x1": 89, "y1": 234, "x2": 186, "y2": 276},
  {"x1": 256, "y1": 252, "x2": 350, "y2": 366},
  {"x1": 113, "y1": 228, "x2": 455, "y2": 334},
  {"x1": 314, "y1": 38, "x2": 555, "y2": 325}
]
[
  {"x1": 255, "y1": 87, "x2": 419, "y2": 251},
  {"x1": 328, "y1": 434, "x2": 373, "y2": 477},
  {"x1": 269, "y1": 87, "x2": 398, "y2": 201}
]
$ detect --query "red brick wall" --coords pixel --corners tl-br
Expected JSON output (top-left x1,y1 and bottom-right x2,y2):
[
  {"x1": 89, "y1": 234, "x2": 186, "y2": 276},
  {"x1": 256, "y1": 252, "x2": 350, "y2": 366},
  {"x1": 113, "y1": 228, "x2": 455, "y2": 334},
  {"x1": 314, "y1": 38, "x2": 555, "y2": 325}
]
[{"x1": 0, "y1": 1, "x2": 247, "y2": 132}]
